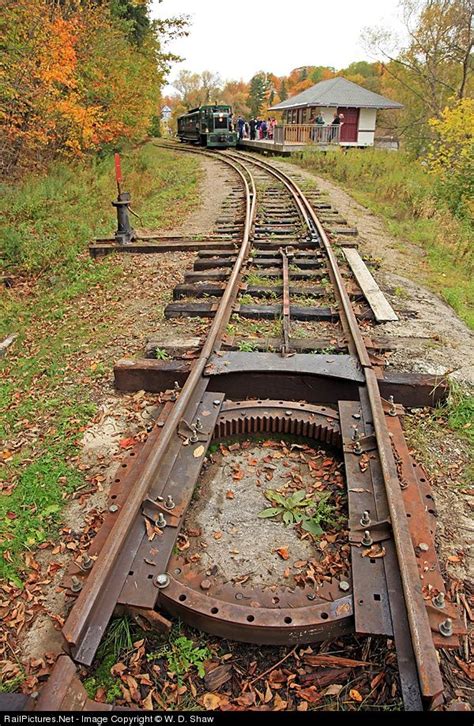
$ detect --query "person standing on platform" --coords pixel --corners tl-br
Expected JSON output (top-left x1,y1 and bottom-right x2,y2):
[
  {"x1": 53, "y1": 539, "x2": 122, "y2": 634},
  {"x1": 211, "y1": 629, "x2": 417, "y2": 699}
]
[
  {"x1": 329, "y1": 111, "x2": 340, "y2": 141},
  {"x1": 314, "y1": 112, "x2": 325, "y2": 142},
  {"x1": 249, "y1": 118, "x2": 256, "y2": 140},
  {"x1": 237, "y1": 116, "x2": 245, "y2": 140}
]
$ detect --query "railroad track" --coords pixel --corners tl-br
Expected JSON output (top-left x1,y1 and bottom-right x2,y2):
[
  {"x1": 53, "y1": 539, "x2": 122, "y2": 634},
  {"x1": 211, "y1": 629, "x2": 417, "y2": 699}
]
[{"x1": 9, "y1": 145, "x2": 464, "y2": 712}]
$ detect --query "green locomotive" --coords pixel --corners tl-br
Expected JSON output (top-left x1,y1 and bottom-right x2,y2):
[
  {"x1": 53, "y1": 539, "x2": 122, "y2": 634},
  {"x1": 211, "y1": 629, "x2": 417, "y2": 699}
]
[{"x1": 177, "y1": 105, "x2": 237, "y2": 148}]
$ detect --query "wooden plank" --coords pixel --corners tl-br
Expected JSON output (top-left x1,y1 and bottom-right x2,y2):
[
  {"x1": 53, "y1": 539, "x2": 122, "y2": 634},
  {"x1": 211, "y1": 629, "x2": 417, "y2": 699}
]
[
  {"x1": 343, "y1": 248, "x2": 398, "y2": 322},
  {"x1": 89, "y1": 237, "x2": 235, "y2": 257}
]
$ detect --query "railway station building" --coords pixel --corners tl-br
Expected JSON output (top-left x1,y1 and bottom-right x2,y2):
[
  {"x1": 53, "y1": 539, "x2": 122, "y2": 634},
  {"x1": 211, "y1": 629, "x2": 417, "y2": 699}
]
[{"x1": 262, "y1": 77, "x2": 403, "y2": 151}]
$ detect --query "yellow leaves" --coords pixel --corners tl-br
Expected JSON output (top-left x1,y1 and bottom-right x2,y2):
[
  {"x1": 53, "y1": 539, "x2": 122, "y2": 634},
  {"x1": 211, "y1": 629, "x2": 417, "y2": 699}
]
[{"x1": 427, "y1": 99, "x2": 474, "y2": 176}]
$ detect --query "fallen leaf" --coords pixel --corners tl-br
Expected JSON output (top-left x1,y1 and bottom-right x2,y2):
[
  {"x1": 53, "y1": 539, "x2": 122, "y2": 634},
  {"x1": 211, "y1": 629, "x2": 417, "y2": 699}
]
[
  {"x1": 213, "y1": 531, "x2": 223, "y2": 540},
  {"x1": 349, "y1": 688, "x2": 363, "y2": 702},
  {"x1": 111, "y1": 662, "x2": 127, "y2": 677},
  {"x1": 370, "y1": 671, "x2": 385, "y2": 689},
  {"x1": 142, "y1": 690, "x2": 155, "y2": 710},
  {"x1": 274, "y1": 547, "x2": 289, "y2": 560},
  {"x1": 324, "y1": 684, "x2": 343, "y2": 697},
  {"x1": 119, "y1": 437, "x2": 136, "y2": 449},
  {"x1": 273, "y1": 693, "x2": 288, "y2": 711},
  {"x1": 193, "y1": 445, "x2": 205, "y2": 458},
  {"x1": 226, "y1": 490, "x2": 235, "y2": 499},
  {"x1": 145, "y1": 519, "x2": 156, "y2": 541},
  {"x1": 362, "y1": 544, "x2": 386, "y2": 559}
]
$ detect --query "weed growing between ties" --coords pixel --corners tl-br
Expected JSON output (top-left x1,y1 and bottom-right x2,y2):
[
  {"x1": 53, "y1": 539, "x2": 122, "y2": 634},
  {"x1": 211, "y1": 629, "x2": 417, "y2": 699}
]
[
  {"x1": 288, "y1": 149, "x2": 473, "y2": 329},
  {"x1": 0, "y1": 144, "x2": 201, "y2": 581},
  {"x1": 259, "y1": 489, "x2": 340, "y2": 536}
]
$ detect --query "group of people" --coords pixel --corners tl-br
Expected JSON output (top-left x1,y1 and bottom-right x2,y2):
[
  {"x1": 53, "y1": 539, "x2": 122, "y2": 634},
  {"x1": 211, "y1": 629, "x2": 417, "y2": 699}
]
[
  {"x1": 230, "y1": 110, "x2": 345, "y2": 143},
  {"x1": 310, "y1": 111, "x2": 345, "y2": 141},
  {"x1": 233, "y1": 116, "x2": 277, "y2": 141}
]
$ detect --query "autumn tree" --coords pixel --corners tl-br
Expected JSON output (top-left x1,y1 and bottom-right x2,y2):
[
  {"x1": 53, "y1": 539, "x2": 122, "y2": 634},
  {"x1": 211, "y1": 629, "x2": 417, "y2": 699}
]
[
  {"x1": 173, "y1": 70, "x2": 222, "y2": 108},
  {"x1": 427, "y1": 98, "x2": 474, "y2": 218},
  {"x1": 0, "y1": 0, "x2": 187, "y2": 175},
  {"x1": 340, "y1": 61, "x2": 382, "y2": 93},
  {"x1": 363, "y1": 0, "x2": 473, "y2": 153},
  {"x1": 220, "y1": 80, "x2": 250, "y2": 117}
]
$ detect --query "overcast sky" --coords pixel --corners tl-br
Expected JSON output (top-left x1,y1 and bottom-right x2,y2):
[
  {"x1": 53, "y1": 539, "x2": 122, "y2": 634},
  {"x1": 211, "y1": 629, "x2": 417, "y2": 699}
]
[{"x1": 151, "y1": 0, "x2": 405, "y2": 94}]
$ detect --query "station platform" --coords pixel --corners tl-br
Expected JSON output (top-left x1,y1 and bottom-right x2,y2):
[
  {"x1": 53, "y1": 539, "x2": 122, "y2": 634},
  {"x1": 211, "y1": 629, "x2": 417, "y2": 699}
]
[{"x1": 237, "y1": 139, "x2": 334, "y2": 156}]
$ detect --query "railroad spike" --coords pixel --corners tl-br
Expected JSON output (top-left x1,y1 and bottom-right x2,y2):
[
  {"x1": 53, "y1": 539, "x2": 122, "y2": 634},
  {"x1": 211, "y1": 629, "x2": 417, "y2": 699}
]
[
  {"x1": 165, "y1": 494, "x2": 175, "y2": 510},
  {"x1": 157, "y1": 512, "x2": 167, "y2": 528},
  {"x1": 362, "y1": 530, "x2": 373, "y2": 547},
  {"x1": 360, "y1": 511, "x2": 371, "y2": 527},
  {"x1": 71, "y1": 576, "x2": 82, "y2": 593},
  {"x1": 388, "y1": 395, "x2": 397, "y2": 417},
  {"x1": 439, "y1": 618, "x2": 453, "y2": 637},
  {"x1": 81, "y1": 553, "x2": 93, "y2": 571},
  {"x1": 432, "y1": 592, "x2": 445, "y2": 609}
]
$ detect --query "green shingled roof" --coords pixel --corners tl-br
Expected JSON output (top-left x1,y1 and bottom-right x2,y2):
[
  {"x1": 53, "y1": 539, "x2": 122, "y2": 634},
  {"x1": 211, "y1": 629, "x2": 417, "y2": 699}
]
[{"x1": 270, "y1": 77, "x2": 403, "y2": 110}]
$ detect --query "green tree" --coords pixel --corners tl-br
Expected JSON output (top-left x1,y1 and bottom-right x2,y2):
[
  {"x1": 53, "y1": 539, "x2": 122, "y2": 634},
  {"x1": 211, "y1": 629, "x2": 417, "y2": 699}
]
[
  {"x1": 247, "y1": 71, "x2": 271, "y2": 117},
  {"x1": 279, "y1": 79, "x2": 288, "y2": 101}
]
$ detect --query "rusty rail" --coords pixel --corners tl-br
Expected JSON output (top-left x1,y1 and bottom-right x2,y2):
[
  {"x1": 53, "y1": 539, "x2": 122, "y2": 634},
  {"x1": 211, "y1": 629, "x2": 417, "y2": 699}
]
[
  {"x1": 11, "y1": 141, "x2": 451, "y2": 711},
  {"x1": 62, "y1": 151, "x2": 257, "y2": 657},
  {"x1": 227, "y1": 149, "x2": 444, "y2": 705}
]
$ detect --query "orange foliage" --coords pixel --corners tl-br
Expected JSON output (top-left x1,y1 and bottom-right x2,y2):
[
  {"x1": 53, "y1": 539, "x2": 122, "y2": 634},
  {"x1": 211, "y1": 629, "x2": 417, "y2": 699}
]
[{"x1": 1, "y1": 0, "x2": 169, "y2": 175}]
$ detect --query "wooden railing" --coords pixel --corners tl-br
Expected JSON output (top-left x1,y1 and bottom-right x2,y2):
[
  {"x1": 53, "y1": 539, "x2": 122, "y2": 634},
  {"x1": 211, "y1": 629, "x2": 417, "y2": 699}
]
[{"x1": 273, "y1": 124, "x2": 341, "y2": 145}]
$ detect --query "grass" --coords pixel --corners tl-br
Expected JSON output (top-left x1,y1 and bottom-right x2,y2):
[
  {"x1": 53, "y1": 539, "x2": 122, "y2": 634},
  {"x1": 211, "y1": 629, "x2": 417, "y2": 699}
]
[
  {"x1": 0, "y1": 143, "x2": 200, "y2": 582},
  {"x1": 437, "y1": 381, "x2": 474, "y2": 447},
  {"x1": 83, "y1": 617, "x2": 133, "y2": 703},
  {"x1": 84, "y1": 617, "x2": 209, "y2": 706},
  {"x1": 286, "y1": 149, "x2": 473, "y2": 329},
  {"x1": 404, "y1": 381, "x2": 473, "y2": 487}
]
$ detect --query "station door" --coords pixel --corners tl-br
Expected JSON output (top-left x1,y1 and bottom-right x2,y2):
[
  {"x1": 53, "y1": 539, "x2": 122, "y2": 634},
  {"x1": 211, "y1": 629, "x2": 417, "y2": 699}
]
[{"x1": 338, "y1": 107, "x2": 359, "y2": 142}]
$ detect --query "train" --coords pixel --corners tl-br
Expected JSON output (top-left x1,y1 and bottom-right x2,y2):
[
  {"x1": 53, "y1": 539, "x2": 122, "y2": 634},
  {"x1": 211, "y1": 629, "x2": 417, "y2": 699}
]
[{"x1": 177, "y1": 105, "x2": 237, "y2": 149}]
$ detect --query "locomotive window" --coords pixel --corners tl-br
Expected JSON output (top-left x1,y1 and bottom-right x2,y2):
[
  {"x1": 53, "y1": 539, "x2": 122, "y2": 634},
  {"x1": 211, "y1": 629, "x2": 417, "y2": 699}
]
[{"x1": 214, "y1": 115, "x2": 228, "y2": 129}]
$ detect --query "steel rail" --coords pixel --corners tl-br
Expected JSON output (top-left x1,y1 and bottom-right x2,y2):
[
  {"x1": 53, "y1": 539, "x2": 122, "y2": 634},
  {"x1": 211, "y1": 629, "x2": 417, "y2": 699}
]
[
  {"x1": 226, "y1": 150, "x2": 363, "y2": 363},
  {"x1": 62, "y1": 150, "x2": 257, "y2": 651},
  {"x1": 226, "y1": 149, "x2": 443, "y2": 703}
]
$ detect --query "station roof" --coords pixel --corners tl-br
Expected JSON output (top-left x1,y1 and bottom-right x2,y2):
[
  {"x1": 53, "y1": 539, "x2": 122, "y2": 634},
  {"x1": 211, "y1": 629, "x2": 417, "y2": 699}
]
[{"x1": 269, "y1": 77, "x2": 403, "y2": 111}]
